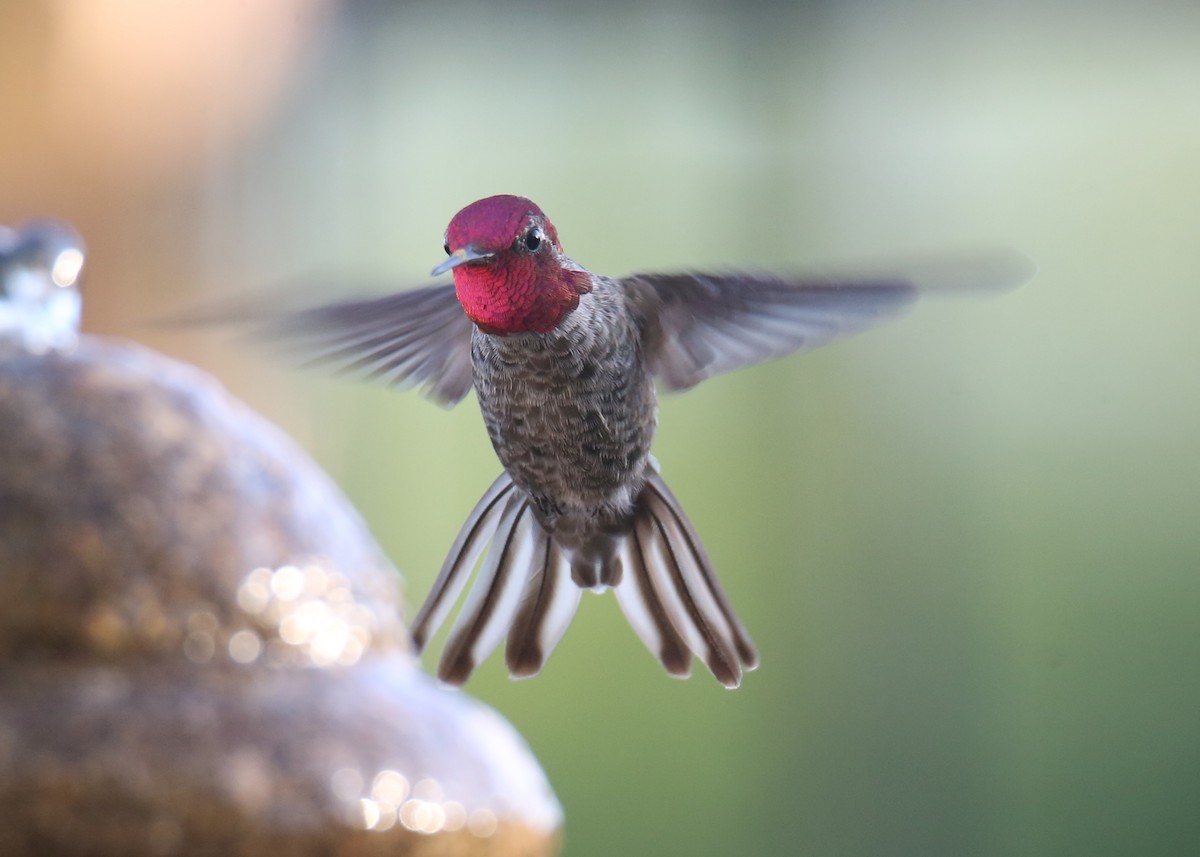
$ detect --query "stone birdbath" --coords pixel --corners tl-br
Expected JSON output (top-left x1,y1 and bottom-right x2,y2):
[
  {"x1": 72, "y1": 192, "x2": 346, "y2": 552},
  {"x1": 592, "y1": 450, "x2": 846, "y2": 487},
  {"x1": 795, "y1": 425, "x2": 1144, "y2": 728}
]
[{"x1": 0, "y1": 221, "x2": 562, "y2": 856}]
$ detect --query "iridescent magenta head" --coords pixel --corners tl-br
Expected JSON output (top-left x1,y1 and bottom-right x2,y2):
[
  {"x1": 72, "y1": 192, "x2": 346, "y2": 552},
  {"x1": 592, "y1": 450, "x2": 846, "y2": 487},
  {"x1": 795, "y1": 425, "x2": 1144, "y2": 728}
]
[{"x1": 433, "y1": 195, "x2": 592, "y2": 335}]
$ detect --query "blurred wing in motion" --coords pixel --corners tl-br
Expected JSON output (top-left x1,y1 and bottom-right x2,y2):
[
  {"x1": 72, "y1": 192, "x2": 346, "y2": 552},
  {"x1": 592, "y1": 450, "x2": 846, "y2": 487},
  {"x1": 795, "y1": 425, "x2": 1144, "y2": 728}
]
[
  {"x1": 624, "y1": 271, "x2": 917, "y2": 391},
  {"x1": 261, "y1": 283, "x2": 475, "y2": 407},
  {"x1": 623, "y1": 250, "x2": 1033, "y2": 391}
]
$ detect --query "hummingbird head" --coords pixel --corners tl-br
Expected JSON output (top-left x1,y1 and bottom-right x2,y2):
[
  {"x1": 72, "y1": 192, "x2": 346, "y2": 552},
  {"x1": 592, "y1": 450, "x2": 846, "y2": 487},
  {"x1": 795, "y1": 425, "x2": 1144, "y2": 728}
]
[{"x1": 432, "y1": 195, "x2": 592, "y2": 335}]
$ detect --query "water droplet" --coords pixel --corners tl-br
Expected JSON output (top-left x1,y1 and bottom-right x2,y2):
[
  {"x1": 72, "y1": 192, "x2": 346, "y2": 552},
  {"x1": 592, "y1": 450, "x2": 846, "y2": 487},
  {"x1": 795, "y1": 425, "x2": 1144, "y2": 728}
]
[
  {"x1": 227, "y1": 629, "x2": 262, "y2": 664},
  {"x1": 442, "y1": 801, "x2": 467, "y2": 832},
  {"x1": 330, "y1": 767, "x2": 364, "y2": 802},
  {"x1": 183, "y1": 630, "x2": 215, "y2": 664},
  {"x1": 358, "y1": 798, "x2": 381, "y2": 830},
  {"x1": 235, "y1": 560, "x2": 376, "y2": 669},
  {"x1": 0, "y1": 220, "x2": 84, "y2": 353},
  {"x1": 269, "y1": 565, "x2": 305, "y2": 600},
  {"x1": 467, "y1": 808, "x2": 498, "y2": 838},
  {"x1": 371, "y1": 769, "x2": 410, "y2": 805}
]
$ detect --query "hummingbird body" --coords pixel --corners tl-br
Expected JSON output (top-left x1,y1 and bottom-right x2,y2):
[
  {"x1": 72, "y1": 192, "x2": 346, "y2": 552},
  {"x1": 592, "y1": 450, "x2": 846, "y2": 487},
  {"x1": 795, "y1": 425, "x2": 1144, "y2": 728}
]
[
  {"x1": 471, "y1": 275, "x2": 654, "y2": 562},
  {"x1": 274, "y1": 194, "x2": 1029, "y2": 687}
]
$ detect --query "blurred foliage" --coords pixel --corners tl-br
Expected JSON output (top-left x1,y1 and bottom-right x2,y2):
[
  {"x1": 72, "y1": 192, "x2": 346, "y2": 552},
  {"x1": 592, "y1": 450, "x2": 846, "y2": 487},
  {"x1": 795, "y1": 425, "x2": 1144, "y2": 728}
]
[{"x1": 3, "y1": 0, "x2": 1198, "y2": 855}]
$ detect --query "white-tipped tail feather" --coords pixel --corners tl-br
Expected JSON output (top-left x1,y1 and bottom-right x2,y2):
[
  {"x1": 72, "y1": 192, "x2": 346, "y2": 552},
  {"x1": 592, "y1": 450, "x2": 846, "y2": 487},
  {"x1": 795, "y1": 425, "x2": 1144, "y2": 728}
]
[
  {"x1": 411, "y1": 469, "x2": 758, "y2": 688},
  {"x1": 506, "y1": 538, "x2": 580, "y2": 678}
]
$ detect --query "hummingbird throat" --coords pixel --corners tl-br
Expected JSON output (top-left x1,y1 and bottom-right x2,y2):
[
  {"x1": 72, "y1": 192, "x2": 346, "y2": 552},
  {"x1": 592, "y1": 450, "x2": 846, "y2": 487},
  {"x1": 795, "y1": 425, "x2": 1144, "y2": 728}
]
[{"x1": 454, "y1": 264, "x2": 592, "y2": 335}]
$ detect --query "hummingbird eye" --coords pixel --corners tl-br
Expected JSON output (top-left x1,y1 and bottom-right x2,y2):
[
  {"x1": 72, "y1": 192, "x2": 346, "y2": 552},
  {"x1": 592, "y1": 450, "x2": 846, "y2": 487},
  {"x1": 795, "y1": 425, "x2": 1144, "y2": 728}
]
[
  {"x1": 443, "y1": 242, "x2": 451, "y2": 256},
  {"x1": 522, "y1": 228, "x2": 542, "y2": 252}
]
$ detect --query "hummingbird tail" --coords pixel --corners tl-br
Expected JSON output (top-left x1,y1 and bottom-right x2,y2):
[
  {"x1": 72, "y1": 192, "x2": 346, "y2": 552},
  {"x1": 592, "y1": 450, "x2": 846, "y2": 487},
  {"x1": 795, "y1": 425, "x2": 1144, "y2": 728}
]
[
  {"x1": 613, "y1": 470, "x2": 759, "y2": 688},
  {"x1": 409, "y1": 472, "x2": 582, "y2": 685},
  {"x1": 409, "y1": 470, "x2": 758, "y2": 687}
]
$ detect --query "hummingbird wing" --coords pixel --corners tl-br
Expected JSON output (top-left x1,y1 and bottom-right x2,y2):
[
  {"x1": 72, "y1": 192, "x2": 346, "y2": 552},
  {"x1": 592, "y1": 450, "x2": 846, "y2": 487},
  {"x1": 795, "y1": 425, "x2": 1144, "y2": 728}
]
[
  {"x1": 623, "y1": 271, "x2": 918, "y2": 391},
  {"x1": 263, "y1": 283, "x2": 475, "y2": 406}
]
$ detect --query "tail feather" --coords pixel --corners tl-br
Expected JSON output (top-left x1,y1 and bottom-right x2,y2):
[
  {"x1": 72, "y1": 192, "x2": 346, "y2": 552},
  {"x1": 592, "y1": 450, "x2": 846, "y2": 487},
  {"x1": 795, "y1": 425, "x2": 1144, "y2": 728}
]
[
  {"x1": 409, "y1": 473, "x2": 515, "y2": 651},
  {"x1": 630, "y1": 492, "x2": 743, "y2": 688},
  {"x1": 614, "y1": 530, "x2": 693, "y2": 678},
  {"x1": 505, "y1": 537, "x2": 580, "y2": 678},
  {"x1": 643, "y1": 472, "x2": 760, "y2": 670},
  {"x1": 413, "y1": 469, "x2": 758, "y2": 687},
  {"x1": 439, "y1": 494, "x2": 537, "y2": 684}
]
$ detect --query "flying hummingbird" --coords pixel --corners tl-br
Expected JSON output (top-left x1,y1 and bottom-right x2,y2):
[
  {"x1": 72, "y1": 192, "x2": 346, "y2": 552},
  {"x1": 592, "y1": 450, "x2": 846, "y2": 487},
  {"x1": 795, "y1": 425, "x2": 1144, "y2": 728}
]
[{"x1": 270, "y1": 194, "x2": 1028, "y2": 688}]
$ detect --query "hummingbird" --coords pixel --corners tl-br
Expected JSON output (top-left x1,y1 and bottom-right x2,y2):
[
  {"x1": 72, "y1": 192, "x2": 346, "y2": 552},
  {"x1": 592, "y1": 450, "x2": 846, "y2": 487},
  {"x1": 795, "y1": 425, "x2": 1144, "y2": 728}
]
[{"x1": 271, "y1": 194, "x2": 1027, "y2": 687}]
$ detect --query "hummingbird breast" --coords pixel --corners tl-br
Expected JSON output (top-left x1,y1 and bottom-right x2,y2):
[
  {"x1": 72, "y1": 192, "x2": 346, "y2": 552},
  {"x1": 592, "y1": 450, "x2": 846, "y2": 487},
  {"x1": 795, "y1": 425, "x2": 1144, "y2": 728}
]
[{"x1": 470, "y1": 277, "x2": 656, "y2": 533}]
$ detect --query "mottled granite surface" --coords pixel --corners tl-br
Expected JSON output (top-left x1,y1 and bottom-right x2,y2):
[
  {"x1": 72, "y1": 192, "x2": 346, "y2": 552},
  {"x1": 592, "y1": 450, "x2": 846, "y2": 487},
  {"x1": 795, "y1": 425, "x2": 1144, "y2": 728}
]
[{"x1": 0, "y1": 337, "x2": 561, "y2": 856}]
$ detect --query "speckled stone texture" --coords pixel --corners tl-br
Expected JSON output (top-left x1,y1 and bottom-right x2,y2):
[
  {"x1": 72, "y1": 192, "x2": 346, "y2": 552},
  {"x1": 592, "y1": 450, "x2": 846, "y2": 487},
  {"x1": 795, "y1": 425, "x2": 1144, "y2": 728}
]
[{"x1": 0, "y1": 337, "x2": 562, "y2": 857}]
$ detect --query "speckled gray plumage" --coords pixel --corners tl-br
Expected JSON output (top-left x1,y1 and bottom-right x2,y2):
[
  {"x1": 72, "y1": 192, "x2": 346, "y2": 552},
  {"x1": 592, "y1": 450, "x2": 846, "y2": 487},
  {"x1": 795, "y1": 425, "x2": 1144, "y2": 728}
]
[{"x1": 471, "y1": 276, "x2": 655, "y2": 542}]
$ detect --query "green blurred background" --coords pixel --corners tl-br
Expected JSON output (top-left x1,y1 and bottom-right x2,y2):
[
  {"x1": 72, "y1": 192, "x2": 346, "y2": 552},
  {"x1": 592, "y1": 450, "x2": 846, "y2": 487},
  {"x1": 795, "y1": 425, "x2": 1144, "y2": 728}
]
[{"x1": 3, "y1": 0, "x2": 1198, "y2": 854}]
